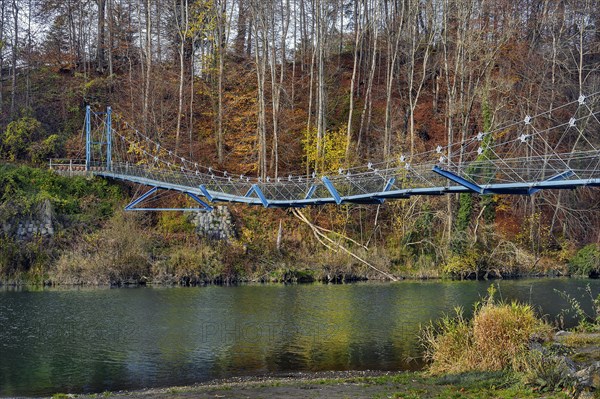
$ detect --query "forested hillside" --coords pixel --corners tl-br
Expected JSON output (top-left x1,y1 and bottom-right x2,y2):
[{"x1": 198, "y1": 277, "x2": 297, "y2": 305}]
[{"x1": 0, "y1": 0, "x2": 599, "y2": 284}]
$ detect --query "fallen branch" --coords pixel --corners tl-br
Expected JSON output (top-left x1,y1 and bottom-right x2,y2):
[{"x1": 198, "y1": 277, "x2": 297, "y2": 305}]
[{"x1": 292, "y1": 209, "x2": 398, "y2": 281}]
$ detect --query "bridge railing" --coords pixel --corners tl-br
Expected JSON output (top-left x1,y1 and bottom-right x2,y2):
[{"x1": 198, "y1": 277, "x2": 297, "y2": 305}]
[{"x1": 49, "y1": 159, "x2": 108, "y2": 176}]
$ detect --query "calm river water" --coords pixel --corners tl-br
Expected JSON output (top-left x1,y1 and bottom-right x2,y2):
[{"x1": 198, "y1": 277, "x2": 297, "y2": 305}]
[{"x1": 1, "y1": 278, "x2": 599, "y2": 397}]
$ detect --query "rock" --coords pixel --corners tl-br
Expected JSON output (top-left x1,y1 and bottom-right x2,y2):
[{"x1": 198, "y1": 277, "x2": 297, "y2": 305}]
[
  {"x1": 190, "y1": 207, "x2": 236, "y2": 241},
  {"x1": 556, "y1": 330, "x2": 572, "y2": 338},
  {"x1": 576, "y1": 361, "x2": 600, "y2": 389},
  {"x1": 578, "y1": 391, "x2": 595, "y2": 399}
]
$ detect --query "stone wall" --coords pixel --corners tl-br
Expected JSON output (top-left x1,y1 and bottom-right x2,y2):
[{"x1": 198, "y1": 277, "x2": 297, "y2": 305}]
[
  {"x1": 1, "y1": 199, "x2": 55, "y2": 240},
  {"x1": 190, "y1": 206, "x2": 236, "y2": 240}
]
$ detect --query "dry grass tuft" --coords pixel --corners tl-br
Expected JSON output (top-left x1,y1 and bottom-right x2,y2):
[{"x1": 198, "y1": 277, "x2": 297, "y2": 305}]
[{"x1": 422, "y1": 286, "x2": 551, "y2": 375}]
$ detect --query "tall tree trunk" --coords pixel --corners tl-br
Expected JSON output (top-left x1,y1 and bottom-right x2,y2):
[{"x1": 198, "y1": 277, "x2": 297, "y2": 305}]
[
  {"x1": 175, "y1": 0, "x2": 189, "y2": 152},
  {"x1": 1, "y1": 0, "x2": 5, "y2": 115},
  {"x1": 235, "y1": 0, "x2": 246, "y2": 55},
  {"x1": 383, "y1": 2, "x2": 405, "y2": 159},
  {"x1": 215, "y1": 0, "x2": 226, "y2": 164},
  {"x1": 10, "y1": 0, "x2": 18, "y2": 117},
  {"x1": 96, "y1": 0, "x2": 106, "y2": 72},
  {"x1": 346, "y1": 1, "x2": 361, "y2": 161},
  {"x1": 357, "y1": 4, "x2": 378, "y2": 155},
  {"x1": 315, "y1": 0, "x2": 327, "y2": 164},
  {"x1": 25, "y1": 0, "x2": 31, "y2": 108},
  {"x1": 188, "y1": 31, "x2": 197, "y2": 159},
  {"x1": 107, "y1": 0, "x2": 113, "y2": 78},
  {"x1": 252, "y1": 0, "x2": 268, "y2": 179},
  {"x1": 143, "y1": 0, "x2": 151, "y2": 133}
]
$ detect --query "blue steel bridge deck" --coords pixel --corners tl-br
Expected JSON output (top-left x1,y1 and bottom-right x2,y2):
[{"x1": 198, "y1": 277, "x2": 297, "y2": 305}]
[{"x1": 95, "y1": 164, "x2": 600, "y2": 209}]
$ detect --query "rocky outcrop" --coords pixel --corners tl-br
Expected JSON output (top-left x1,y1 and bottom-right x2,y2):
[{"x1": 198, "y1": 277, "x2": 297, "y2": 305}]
[
  {"x1": 550, "y1": 331, "x2": 600, "y2": 397},
  {"x1": 190, "y1": 206, "x2": 236, "y2": 241},
  {"x1": 576, "y1": 362, "x2": 600, "y2": 390}
]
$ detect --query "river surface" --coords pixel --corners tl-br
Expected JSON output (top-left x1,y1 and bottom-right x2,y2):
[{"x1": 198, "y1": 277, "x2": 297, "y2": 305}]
[{"x1": 1, "y1": 278, "x2": 599, "y2": 397}]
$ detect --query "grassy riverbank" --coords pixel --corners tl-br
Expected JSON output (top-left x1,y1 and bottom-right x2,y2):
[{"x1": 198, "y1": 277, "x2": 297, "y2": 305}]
[{"x1": 56, "y1": 371, "x2": 573, "y2": 399}]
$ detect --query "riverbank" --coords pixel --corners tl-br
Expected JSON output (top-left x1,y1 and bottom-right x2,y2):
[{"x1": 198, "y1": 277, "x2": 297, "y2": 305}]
[
  {"x1": 53, "y1": 370, "x2": 571, "y2": 399},
  {"x1": 2, "y1": 164, "x2": 599, "y2": 286}
]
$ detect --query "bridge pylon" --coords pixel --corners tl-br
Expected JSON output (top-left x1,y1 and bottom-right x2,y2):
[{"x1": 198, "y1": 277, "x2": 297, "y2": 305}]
[{"x1": 84, "y1": 106, "x2": 113, "y2": 172}]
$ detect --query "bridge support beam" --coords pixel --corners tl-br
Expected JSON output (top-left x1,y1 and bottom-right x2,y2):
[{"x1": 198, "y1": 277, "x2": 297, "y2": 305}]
[
  {"x1": 125, "y1": 187, "x2": 213, "y2": 211},
  {"x1": 527, "y1": 170, "x2": 574, "y2": 194},
  {"x1": 432, "y1": 166, "x2": 485, "y2": 194},
  {"x1": 304, "y1": 185, "x2": 317, "y2": 200},
  {"x1": 245, "y1": 184, "x2": 269, "y2": 207},
  {"x1": 322, "y1": 176, "x2": 342, "y2": 204},
  {"x1": 125, "y1": 187, "x2": 159, "y2": 210},
  {"x1": 383, "y1": 177, "x2": 396, "y2": 192},
  {"x1": 199, "y1": 185, "x2": 214, "y2": 202},
  {"x1": 434, "y1": 166, "x2": 576, "y2": 195}
]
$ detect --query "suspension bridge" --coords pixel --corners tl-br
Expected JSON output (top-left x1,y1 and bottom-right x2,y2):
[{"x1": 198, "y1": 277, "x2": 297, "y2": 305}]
[{"x1": 50, "y1": 93, "x2": 600, "y2": 211}]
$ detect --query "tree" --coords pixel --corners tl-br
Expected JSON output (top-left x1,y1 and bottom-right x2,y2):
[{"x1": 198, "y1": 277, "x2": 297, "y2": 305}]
[
  {"x1": 2, "y1": 115, "x2": 45, "y2": 161},
  {"x1": 11, "y1": 0, "x2": 18, "y2": 117}
]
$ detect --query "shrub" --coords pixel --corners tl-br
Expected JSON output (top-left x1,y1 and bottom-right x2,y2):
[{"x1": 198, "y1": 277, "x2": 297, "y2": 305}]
[
  {"x1": 473, "y1": 301, "x2": 541, "y2": 370},
  {"x1": 422, "y1": 286, "x2": 551, "y2": 375},
  {"x1": 555, "y1": 284, "x2": 600, "y2": 332},
  {"x1": 421, "y1": 308, "x2": 474, "y2": 374},
  {"x1": 152, "y1": 242, "x2": 225, "y2": 284},
  {"x1": 516, "y1": 348, "x2": 576, "y2": 391},
  {"x1": 52, "y1": 211, "x2": 151, "y2": 285},
  {"x1": 443, "y1": 250, "x2": 478, "y2": 279},
  {"x1": 569, "y1": 244, "x2": 600, "y2": 277},
  {"x1": 29, "y1": 134, "x2": 62, "y2": 165},
  {"x1": 2, "y1": 116, "x2": 45, "y2": 161}
]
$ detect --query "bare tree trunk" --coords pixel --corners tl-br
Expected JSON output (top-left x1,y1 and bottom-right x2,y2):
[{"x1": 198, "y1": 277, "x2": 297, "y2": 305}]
[
  {"x1": 235, "y1": 0, "x2": 247, "y2": 55},
  {"x1": 107, "y1": 0, "x2": 113, "y2": 78},
  {"x1": 10, "y1": 0, "x2": 18, "y2": 117},
  {"x1": 358, "y1": 3, "x2": 378, "y2": 154},
  {"x1": 188, "y1": 32, "x2": 197, "y2": 159},
  {"x1": 442, "y1": 0, "x2": 455, "y2": 240},
  {"x1": 268, "y1": 0, "x2": 289, "y2": 177},
  {"x1": 383, "y1": 1, "x2": 405, "y2": 159},
  {"x1": 315, "y1": 0, "x2": 327, "y2": 164},
  {"x1": 251, "y1": 0, "x2": 268, "y2": 179},
  {"x1": 346, "y1": 1, "x2": 361, "y2": 161},
  {"x1": 155, "y1": 1, "x2": 162, "y2": 61},
  {"x1": 215, "y1": 0, "x2": 226, "y2": 164},
  {"x1": 143, "y1": 0, "x2": 151, "y2": 132},
  {"x1": 25, "y1": 0, "x2": 31, "y2": 108},
  {"x1": 0, "y1": 0, "x2": 4, "y2": 115},
  {"x1": 407, "y1": 0, "x2": 434, "y2": 158},
  {"x1": 174, "y1": 0, "x2": 190, "y2": 152},
  {"x1": 96, "y1": 0, "x2": 106, "y2": 72}
]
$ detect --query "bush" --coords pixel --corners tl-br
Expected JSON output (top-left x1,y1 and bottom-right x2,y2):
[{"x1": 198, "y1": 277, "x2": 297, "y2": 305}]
[
  {"x1": 472, "y1": 301, "x2": 541, "y2": 370},
  {"x1": 151, "y1": 242, "x2": 225, "y2": 284},
  {"x1": 52, "y1": 211, "x2": 151, "y2": 285},
  {"x1": 516, "y1": 347, "x2": 576, "y2": 391},
  {"x1": 569, "y1": 244, "x2": 600, "y2": 277},
  {"x1": 555, "y1": 284, "x2": 600, "y2": 332},
  {"x1": 422, "y1": 286, "x2": 551, "y2": 375},
  {"x1": 29, "y1": 134, "x2": 62, "y2": 165},
  {"x1": 1, "y1": 116, "x2": 45, "y2": 161}
]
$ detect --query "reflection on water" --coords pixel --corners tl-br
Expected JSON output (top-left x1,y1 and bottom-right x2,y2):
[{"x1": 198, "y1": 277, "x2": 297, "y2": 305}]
[{"x1": 0, "y1": 278, "x2": 598, "y2": 396}]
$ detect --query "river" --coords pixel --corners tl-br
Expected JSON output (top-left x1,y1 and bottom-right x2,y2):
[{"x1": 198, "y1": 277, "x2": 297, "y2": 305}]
[{"x1": 1, "y1": 278, "x2": 599, "y2": 397}]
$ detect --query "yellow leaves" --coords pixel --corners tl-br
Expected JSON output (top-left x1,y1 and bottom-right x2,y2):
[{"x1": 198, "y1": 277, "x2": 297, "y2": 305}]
[
  {"x1": 189, "y1": 0, "x2": 219, "y2": 40},
  {"x1": 303, "y1": 125, "x2": 349, "y2": 175}
]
